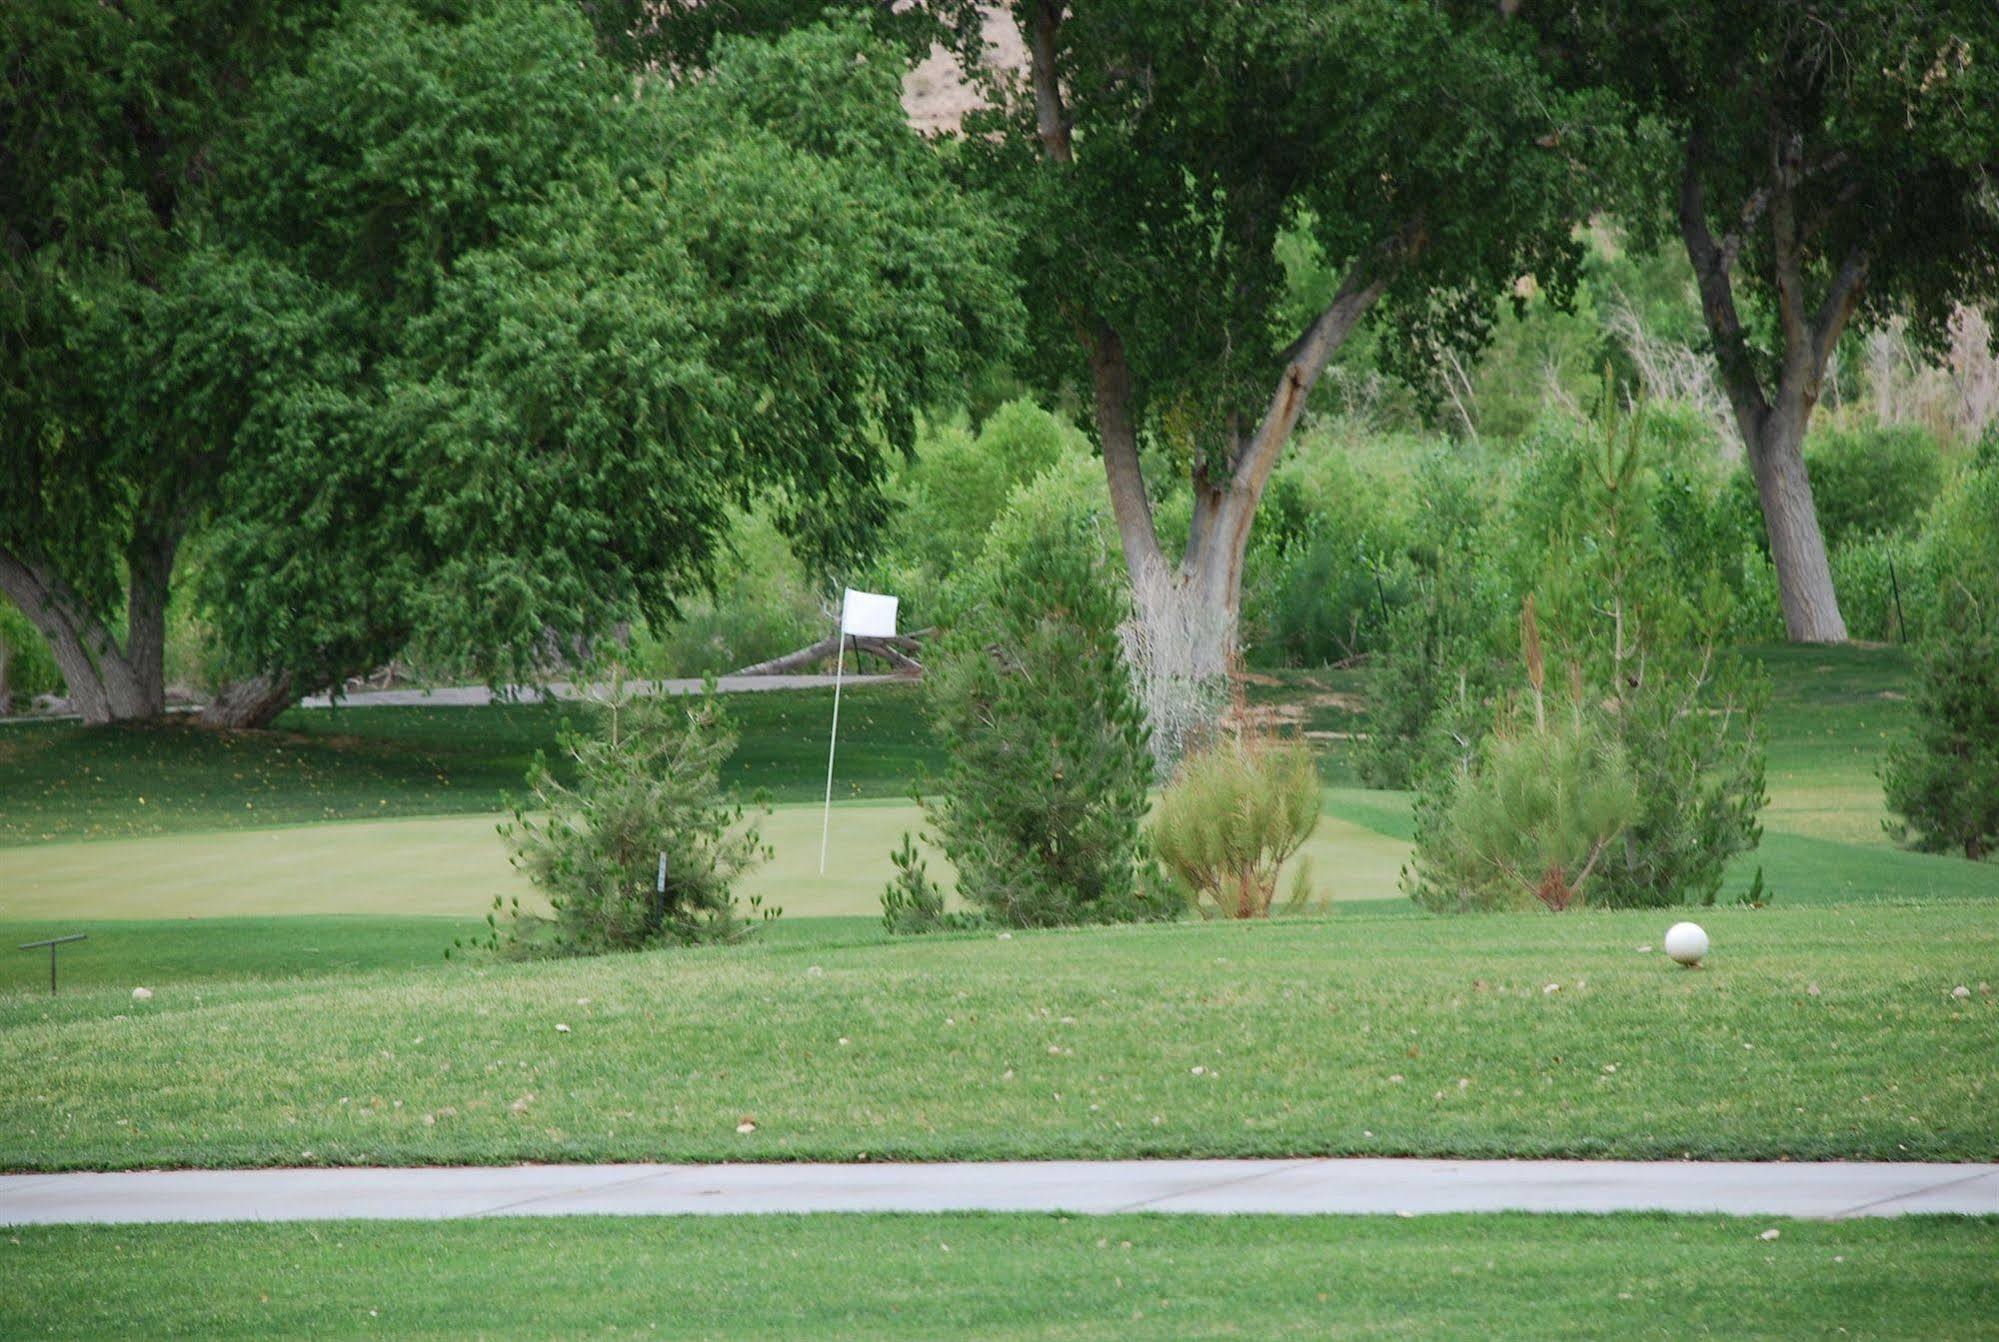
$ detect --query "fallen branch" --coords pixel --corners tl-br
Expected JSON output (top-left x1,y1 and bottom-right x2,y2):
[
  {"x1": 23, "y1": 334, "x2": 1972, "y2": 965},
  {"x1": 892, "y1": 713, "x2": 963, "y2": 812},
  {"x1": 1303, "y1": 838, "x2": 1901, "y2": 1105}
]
[{"x1": 731, "y1": 630, "x2": 930, "y2": 677}]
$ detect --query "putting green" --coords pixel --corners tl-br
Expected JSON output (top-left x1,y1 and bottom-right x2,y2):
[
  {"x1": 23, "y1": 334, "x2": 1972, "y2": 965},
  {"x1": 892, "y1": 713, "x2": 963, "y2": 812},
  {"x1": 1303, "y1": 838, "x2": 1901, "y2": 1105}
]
[{"x1": 0, "y1": 796, "x2": 1412, "y2": 921}]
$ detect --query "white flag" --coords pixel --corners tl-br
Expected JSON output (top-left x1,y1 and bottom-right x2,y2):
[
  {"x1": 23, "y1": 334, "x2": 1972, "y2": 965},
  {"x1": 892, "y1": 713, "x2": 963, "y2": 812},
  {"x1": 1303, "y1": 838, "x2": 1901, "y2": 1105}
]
[{"x1": 840, "y1": 588, "x2": 898, "y2": 639}]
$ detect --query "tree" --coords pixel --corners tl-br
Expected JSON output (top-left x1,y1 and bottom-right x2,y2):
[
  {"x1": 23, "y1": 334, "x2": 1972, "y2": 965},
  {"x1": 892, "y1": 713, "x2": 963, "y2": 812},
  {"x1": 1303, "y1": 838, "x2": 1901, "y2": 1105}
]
[
  {"x1": 1, "y1": 0, "x2": 330, "y2": 723},
  {"x1": 2, "y1": 3, "x2": 1016, "y2": 725},
  {"x1": 1536, "y1": 1, "x2": 1999, "y2": 642},
  {"x1": 596, "y1": 2, "x2": 1613, "y2": 678},
  {"x1": 921, "y1": 470, "x2": 1166, "y2": 928},
  {"x1": 1883, "y1": 601, "x2": 1999, "y2": 862},
  {"x1": 947, "y1": 3, "x2": 1614, "y2": 674}
]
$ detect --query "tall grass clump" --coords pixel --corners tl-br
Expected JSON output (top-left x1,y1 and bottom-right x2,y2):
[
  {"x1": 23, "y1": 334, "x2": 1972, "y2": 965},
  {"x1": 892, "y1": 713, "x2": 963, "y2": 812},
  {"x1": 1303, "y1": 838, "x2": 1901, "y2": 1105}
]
[{"x1": 1153, "y1": 732, "x2": 1321, "y2": 919}]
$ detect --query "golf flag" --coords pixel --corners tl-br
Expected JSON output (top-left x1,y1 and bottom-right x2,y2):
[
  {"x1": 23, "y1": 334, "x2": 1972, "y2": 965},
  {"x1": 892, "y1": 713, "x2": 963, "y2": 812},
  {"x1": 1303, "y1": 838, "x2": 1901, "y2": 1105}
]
[
  {"x1": 841, "y1": 588, "x2": 898, "y2": 638},
  {"x1": 822, "y1": 588, "x2": 898, "y2": 873}
]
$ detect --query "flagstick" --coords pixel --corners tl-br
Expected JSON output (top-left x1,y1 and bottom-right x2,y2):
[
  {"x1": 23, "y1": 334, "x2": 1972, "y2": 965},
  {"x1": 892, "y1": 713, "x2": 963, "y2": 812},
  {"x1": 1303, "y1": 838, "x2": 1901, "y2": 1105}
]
[{"x1": 819, "y1": 630, "x2": 846, "y2": 875}]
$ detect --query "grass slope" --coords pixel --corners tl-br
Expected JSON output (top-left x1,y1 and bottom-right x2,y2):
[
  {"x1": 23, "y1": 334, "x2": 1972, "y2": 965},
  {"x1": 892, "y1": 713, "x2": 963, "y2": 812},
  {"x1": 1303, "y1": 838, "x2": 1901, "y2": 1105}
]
[
  {"x1": 3, "y1": 906, "x2": 1992, "y2": 1170},
  {"x1": 5, "y1": 1214, "x2": 1995, "y2": 1341}
]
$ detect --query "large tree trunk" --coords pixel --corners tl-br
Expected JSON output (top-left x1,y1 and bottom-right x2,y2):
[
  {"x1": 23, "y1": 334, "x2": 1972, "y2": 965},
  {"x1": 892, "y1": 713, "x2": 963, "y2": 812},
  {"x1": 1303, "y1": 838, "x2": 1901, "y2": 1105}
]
[
  {"x1": 1086, "y1": 259, "x2": 1389, "y2": 663},
  {"x1": 197, "y1": 671, "x2": 297, "y2": 729},
  {"x1": 123, "y1": 522, "x2": 179, "y2": 715},
  {"x1": 0, "y1": 545, "x2": 158, "y2": 723},
  {"x1": 1679, "y1": 129, "x2": 1855, "y2": 644},
  {"x1": 1747, "y1": 410, "x2": 1847, "y2": 643}
]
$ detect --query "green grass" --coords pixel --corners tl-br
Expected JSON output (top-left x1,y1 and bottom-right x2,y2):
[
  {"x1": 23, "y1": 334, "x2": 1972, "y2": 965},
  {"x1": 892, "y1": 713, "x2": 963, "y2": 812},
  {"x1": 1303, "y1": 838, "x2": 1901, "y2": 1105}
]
[
  {"x1": 0, "y1": 794, "x2": 1413, "y2": 924},
  {"x1": 3, "y1": 1213, "x2": 1994, "y2": 1340},
  {"x1": 0, "y1": 685, "x2": 936, "y2": 844},
  {"x1": 3, "y1": 905, "x2": 1992, "y2": 1170}
]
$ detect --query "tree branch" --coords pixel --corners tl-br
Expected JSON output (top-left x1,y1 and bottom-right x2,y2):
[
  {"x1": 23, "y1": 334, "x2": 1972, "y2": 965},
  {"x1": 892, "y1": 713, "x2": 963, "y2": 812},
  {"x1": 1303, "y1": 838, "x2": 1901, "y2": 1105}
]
[
  {"x1": 1808, "y1": 248, "x2": 1869, "y2": 384},
  {"x1": 1027, "y1": 0, "x2": 1072, "y2": 164},
  {"x1": 1679, "y1": 132, "x2": 1771, "y2": 439},
  {"x1": 1767, "y1": 129, "x2": 1811, "y2": 360},
  {"x1": 1085, "y1": 318, "x2": 1166, "y2": 581},
  {"x1": 1230, "y1": 237, "x2": 1401, "y2": 498}
]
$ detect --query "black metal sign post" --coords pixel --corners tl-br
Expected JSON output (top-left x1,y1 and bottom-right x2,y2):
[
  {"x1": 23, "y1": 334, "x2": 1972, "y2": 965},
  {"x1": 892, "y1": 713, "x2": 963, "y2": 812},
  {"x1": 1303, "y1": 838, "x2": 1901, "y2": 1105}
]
[{"x1": 19, "y1": 934, "x2": 86, "y2": 995}]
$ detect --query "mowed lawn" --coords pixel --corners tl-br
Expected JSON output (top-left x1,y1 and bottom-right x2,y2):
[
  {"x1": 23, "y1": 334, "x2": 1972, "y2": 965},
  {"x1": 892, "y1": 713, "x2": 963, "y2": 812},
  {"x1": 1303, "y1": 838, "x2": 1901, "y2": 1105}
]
[
  {"x1": 2, "y1": 905, "x2": 1992, "y2": 1171},
  {"x1": 0, "y1": 643, "x2": 1992, "y2": 1174},
  {"x1": 5, "y1": 1214, "x2": 1995, "y2": 1341}
]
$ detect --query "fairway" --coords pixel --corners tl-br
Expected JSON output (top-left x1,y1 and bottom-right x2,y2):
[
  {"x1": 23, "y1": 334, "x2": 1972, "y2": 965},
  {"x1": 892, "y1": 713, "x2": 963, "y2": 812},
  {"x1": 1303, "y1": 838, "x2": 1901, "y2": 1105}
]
[{"x1": 0, "y1": 795, "x2": 1413, "y2": 922}]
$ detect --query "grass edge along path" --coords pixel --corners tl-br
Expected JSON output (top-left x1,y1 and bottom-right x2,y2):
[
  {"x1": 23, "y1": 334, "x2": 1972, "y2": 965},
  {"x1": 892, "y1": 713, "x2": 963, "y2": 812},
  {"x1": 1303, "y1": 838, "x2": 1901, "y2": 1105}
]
[
  {"x1": 3, "y1": 1213, "x2": 1996, "y2": 1341},
  {"x1": 4, "y1": 904, "x2": 1992, "y2": 1171}
]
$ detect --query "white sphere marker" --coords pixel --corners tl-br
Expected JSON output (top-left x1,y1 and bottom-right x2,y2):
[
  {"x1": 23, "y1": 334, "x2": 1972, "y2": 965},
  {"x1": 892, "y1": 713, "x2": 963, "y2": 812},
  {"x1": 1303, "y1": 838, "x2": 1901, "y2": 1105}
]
[{"x1": 1663, "y1": 922, "x2": 1709, "y2": 967}]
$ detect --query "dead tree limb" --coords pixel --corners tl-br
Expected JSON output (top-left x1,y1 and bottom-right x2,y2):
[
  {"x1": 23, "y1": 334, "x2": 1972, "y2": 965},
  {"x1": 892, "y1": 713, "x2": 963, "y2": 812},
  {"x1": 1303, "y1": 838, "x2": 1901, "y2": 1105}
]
[{"x1": 731, "y1": 630, "x2": 930, "y2": 677}]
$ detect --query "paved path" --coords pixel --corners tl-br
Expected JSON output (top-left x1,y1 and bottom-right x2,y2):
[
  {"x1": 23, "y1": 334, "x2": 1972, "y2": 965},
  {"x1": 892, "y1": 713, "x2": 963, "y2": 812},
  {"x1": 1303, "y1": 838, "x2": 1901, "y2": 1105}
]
[
  {"x1": 296, "y1": 673, "x2": 897, "y2": 709},
  {"x1": 3, "y1": 1159, "x2": 1992, "y2": 1226}
]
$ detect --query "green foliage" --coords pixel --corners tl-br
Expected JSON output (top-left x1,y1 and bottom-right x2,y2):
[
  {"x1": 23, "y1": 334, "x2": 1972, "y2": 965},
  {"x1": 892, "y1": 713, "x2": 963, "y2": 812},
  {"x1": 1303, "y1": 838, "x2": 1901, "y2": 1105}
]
[
  {"x1": 892, "y1": 400, "x2": 1082, "y2": 573},
  {"x1": 624, "y1": 511, "x2": 823, "y2": 679},
  {"x1": 1152, "y1": 733, "x2": 1321, "y2": 919},
  {"x1": 1407, "y1": 395, "x2": 1768, "y2": 909},
  {"x1": 492, "y1": 678, "x2": 774, "y2": 955},
  {"x1": 1354, "y1": 454, "x2": 1508, "y2": 789},
  {"x1": 0, "y1": 606, "x2": 60, "y2": 708},
  {"x1": 3, "y1": 3, "x2": 1018, "y2": 715},
  {"x1": 1509, "y1": 409, "x2": 1768, "y2": 640},
  {"x1": 1516, "y1": 400, "x2": 1770, "y2": 908},
  {"x1": 1405, "y1": 680, "x2": 1642, "y2": 914},
  {"x1": 1917, "y1": 445, "x2": 1999, "y2": 611},
  {"x1": 1805, "y1": 425, "x2": 1949, "y2": 550},
  {"x1": 1243, "y1": 438, "x2": 1414, "y2": 666},
  {"x1": 922, "y1": 504, "x2": 1166, "y2": 928},
  {"x1": 953, "y1": 3, "x2": 1618, "y2": 476},
  {"x1": 1883, "y1": 605, "x2": 1999, "y2": 862},
  {"x1": 1538, "y1": 4, "x2": 1999, "y2": 369},
  {"x1": 878, "y1": 830, "x2": 980, "y2": 935}
]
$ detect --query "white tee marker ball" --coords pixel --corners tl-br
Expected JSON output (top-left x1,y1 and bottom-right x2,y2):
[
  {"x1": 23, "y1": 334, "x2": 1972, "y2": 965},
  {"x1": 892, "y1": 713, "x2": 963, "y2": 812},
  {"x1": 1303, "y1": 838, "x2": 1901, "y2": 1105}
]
[
  {"x1": 1664, "y1": 922, "x2": 1709, "y2": 967},
  {"x1": 131, "y1": 987, "x2": 153, "y2": 1002}
]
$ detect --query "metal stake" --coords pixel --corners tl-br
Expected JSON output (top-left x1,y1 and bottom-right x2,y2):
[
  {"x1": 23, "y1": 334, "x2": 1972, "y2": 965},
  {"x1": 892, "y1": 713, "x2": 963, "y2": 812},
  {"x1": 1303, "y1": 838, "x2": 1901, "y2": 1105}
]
[{"x1": 19, "y1": 934, "x2": 87, "y2": 996}]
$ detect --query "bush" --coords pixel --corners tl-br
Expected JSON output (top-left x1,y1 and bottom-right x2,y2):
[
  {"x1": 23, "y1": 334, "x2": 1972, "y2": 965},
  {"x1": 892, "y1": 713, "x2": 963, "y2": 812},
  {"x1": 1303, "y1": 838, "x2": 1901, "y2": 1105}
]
[
  {"x1": 878, "y1": 830, "x2": 982, "y2": 934},
  {"x1": 488, "y1": 676, "x2": 773, "y2": 955},
  {"x1": 1829, "y1": 533, "x2": 1926, "y2": 643},
  {"x1": 1409, "y1": 395, "x2": 1767, "y2": 911},
  {"x1": 1354, "y1": 452, "x2": 1508, "y2": 789},
  {"x1": 1152, "y1": 732, "x2": 1322, "y2": 919},
  {"x1": 1805, "y1": 424, "x2": 1948, "y2": 549},
  {"x1": 891, "y1": 399, "x2": 1082, "y2": 573},
  {"x1": 1883, "y1": 603, "x2": 1999, "y2": 861},
  {"x1": 1242, "y1": 441, "x2": 1413, "y2": 666},
  {"x1": 1405, "y1": 651, "x2": 1641, "y2": 914},
  {"x1": 0, "y1": 604, "x2": 61, "y2": 711},
  {"x1": 921, "y1": 498, "x2": 1171, "y2": 928}
]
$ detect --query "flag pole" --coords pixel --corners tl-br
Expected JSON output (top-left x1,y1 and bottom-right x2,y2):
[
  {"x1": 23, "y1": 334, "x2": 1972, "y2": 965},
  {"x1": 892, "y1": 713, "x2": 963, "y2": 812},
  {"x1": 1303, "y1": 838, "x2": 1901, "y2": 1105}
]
[{"x1": 819, "y1": 628, "x2": 846, "y2": 875}]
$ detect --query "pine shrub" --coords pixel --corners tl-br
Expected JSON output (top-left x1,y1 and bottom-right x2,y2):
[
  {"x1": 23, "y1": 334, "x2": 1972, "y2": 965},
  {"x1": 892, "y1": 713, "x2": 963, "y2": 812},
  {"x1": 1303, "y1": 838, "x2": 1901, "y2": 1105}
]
[
  {"x1": 921, "y1": 506, "x2": 1172, "y2": 927},
  {"x1": 1406, "y1": 606, "x2": 1641, "y2": 913},
  {"x1": 487, "y1": 675, "x2": 773, "y2": 955},
  {"x1": 1884, "y1": 602, "x2": 1999, "y2": 861},
  {"x1": 1408, "y1": 389, "x2": 1767, "y2": 911}
]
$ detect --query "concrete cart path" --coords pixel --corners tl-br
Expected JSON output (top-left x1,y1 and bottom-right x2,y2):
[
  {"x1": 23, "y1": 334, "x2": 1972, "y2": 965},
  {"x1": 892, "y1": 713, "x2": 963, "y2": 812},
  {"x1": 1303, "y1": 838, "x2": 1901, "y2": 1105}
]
[
  {"x1": 3, "y1": 1159, "x2": 1993, "y2": 1226},
  {"x1": 296, "y1": 673, "x2": 899, "y2": 709}
]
